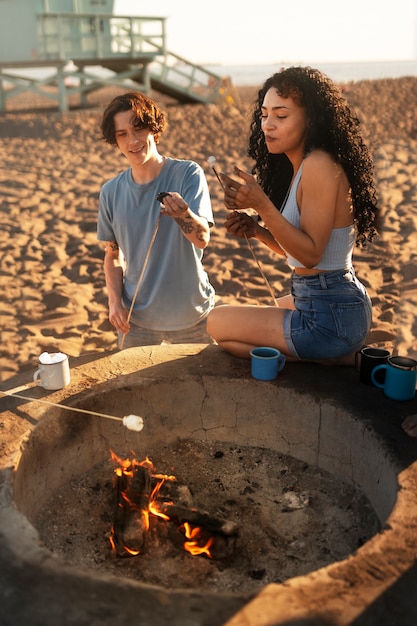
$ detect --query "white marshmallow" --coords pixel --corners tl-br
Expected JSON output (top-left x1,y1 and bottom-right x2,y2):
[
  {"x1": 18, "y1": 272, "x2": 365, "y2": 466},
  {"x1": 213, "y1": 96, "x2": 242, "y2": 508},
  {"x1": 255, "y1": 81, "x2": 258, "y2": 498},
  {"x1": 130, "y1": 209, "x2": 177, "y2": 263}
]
[{"x1": 122, "y1": 414, "x2": 144, "y2": 432}]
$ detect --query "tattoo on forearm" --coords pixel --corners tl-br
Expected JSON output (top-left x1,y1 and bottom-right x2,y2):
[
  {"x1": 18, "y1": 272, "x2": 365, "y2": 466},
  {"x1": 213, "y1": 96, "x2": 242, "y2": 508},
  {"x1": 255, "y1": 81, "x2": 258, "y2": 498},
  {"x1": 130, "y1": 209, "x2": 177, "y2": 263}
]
[
  {"x1": 175, "y1": 217, "x2": 206, "y2": 242},
  {"x1": 175, "y1": 217, "x2": 194, "y2": 234},
  {"x1": 110, "y1": 241, "x2": 119, "y2": 252}
]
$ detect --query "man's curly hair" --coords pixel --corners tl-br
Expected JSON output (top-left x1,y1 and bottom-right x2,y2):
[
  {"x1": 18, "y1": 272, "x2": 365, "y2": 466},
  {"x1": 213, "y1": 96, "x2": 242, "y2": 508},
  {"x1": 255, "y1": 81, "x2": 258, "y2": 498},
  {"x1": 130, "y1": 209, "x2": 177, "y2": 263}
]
[
  {"x1": 248, "y1": 66, "x2": 379, "y2": 245},
  {"x1": 101, "y1": 91, "x2": 168, "y2": 146}
]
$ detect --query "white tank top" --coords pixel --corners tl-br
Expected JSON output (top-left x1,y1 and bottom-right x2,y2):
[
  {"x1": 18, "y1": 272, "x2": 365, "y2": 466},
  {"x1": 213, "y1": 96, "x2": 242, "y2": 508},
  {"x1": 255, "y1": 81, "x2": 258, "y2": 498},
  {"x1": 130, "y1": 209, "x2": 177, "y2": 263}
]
[{"x1": 281, "y1": 164, "x2": 355, "y2": 270}]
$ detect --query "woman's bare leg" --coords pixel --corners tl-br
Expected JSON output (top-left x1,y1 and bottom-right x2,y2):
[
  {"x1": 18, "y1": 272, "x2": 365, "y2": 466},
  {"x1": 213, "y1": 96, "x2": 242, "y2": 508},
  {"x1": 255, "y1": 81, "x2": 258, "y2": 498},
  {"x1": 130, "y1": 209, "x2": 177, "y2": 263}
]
[
  {"x1": 207, "y1": 304, "x2": 294, "y2": 359},
  {"x1": 207, "y1": 301, "x2": 358, "y2": 366}
]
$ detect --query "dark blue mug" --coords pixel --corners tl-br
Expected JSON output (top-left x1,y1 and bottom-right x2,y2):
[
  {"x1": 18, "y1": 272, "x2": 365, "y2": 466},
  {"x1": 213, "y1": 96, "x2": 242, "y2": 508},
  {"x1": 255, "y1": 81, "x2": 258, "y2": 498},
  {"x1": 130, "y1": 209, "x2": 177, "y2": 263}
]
[
  {"x1": 371, "y1": 356, "x2": 417, "y2": 401},
  {"x1": 355, "y1": 346, "x2": 390, "y2": 386}
]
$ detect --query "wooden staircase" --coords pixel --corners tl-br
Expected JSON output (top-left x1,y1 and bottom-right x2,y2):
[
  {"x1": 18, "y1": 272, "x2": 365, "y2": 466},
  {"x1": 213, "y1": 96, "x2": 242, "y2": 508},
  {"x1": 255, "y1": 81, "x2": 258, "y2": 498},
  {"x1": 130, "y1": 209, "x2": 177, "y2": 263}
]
[{"x1": 97, "y1": 50, "x2": 239, "y2": 106}]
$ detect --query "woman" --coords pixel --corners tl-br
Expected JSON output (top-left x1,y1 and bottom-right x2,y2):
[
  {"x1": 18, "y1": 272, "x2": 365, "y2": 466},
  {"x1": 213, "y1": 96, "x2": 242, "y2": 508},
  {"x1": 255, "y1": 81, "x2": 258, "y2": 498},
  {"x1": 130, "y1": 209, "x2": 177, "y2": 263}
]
[{"x1": 207, "y1": 66, "x2": 379, "y2": 364}]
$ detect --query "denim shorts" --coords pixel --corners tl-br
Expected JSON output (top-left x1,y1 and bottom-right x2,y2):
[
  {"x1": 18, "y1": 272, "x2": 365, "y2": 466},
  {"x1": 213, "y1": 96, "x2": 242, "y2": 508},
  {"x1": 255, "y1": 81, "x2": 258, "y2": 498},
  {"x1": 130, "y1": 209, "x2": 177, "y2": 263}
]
[{"x1": 283, "y1": 268, "x2": 372, "y2": 360}]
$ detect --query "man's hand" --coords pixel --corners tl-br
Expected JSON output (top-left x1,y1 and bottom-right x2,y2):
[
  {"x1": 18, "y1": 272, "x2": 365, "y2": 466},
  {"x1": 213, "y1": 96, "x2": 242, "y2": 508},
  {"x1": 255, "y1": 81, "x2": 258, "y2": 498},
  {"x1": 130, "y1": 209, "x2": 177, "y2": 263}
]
[{"x1": 108, "y1": 300, "x2": 130, "y2": 334}]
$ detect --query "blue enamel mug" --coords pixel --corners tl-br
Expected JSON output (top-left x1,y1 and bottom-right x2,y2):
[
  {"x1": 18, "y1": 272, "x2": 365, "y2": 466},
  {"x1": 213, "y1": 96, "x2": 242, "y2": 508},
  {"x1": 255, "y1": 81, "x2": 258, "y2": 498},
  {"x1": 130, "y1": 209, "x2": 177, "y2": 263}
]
[
  {"x1": 371, "y1": 356, "x2": 417, "y2": 401},
  {"x1": 250, "y1": 347, "x2": 286, "y2": 381}
]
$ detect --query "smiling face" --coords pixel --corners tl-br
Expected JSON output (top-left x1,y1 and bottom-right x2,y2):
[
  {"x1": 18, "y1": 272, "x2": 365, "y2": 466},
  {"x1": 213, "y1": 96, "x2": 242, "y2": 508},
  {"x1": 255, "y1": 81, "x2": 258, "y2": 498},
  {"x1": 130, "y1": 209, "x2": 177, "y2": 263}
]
[
  {"x1": 261, "y1": 87, "x2": 308, "y2": 160},
  {"x1": 113, "y1": 110, "x2": 159, "y2": 169}
]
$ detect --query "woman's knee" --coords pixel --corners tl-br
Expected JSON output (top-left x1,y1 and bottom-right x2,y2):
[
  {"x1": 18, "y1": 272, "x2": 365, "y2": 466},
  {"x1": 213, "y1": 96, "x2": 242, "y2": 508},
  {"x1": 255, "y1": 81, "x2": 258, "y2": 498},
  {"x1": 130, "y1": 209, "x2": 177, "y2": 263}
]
[{"x1": 206, "y1": 305, "x2": 225, "y2": 337}]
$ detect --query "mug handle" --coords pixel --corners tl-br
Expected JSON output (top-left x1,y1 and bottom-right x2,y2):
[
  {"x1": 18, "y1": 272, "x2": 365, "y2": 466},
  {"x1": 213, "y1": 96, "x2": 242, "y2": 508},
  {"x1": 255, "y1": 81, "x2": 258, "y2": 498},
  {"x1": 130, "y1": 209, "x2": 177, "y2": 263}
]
[
  {"x1": 277, "y1": 354, "x2": 286, "y2": 373},
  {"x1": 354, "y1": 350, "x2": 361, "y2": 372},
  {"x1": 33, "y1": 369, "x2": 43, "y2": 386},
  {"x1": 371, "y1": 364, "x2": 386, "y2": 388}
]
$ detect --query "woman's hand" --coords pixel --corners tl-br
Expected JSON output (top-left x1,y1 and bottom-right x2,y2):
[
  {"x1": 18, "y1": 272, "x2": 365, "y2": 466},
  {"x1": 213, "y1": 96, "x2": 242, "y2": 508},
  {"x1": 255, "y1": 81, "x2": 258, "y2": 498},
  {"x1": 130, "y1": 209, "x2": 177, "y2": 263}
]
[
  {"x1": 225, "y1": 211, "x2": 257, "y2": 239},
  {"x1": 220, "y1": 166, "x2": 267, "y2": 212}
]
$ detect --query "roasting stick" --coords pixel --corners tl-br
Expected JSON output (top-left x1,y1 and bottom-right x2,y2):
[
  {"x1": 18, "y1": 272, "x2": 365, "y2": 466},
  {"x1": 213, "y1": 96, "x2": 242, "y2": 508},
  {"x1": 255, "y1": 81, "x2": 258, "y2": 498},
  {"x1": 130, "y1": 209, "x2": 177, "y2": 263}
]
[
  {"x1": 242, "y1": 234, "x2": 278, "y2": 307},
  {"x1": 0, "y1": 390, "x2": 144, "y2": 432},
  {"x1": 207, "y1": 156, "x2": 278, "y2": 307},
  {"x1": 119, "y1": 214, "x2": 161, "y2": 350}
]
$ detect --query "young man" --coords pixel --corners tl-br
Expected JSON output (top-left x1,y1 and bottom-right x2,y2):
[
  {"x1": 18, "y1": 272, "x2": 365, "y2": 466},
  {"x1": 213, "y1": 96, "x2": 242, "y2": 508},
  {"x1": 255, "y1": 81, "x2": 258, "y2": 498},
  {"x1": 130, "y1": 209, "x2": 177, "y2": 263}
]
[{"x1": 98, "y1": 92, "x2": 215, "y2": 348}]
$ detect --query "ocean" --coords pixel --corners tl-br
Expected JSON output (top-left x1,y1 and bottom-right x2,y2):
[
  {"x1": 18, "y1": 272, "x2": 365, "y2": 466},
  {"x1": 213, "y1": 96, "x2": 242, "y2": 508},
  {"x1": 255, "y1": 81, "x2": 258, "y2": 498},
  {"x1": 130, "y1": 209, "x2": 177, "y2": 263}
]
[
  {"x1": 5, "y1": 59, "x2": 417, "y2": 89},
  {"x1": 206, "y1": 59, "x2": 417, "y2": 86}
]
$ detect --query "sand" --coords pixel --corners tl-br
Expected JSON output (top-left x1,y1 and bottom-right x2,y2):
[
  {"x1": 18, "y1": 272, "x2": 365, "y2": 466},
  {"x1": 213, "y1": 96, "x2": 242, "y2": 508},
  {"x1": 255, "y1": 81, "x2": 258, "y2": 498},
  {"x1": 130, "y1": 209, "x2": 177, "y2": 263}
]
[{"x1": 0, "y1": 77, "x2": 417, "y2": 382}]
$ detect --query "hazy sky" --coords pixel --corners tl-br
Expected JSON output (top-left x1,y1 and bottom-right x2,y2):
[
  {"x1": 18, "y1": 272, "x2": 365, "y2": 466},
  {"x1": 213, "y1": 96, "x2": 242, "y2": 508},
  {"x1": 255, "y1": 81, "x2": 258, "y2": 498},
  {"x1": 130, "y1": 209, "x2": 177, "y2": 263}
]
[{"x1": 115, "y1": 0, "x2": 417, "y2": 66}]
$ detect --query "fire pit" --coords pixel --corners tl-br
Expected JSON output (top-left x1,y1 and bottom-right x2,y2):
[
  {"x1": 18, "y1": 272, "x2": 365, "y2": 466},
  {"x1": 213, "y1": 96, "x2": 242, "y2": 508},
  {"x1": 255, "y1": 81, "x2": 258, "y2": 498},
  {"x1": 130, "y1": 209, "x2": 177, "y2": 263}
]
[
  {"x1": 2, "y1": 344, "x2": 417, "y2": 625},
  {"x1": 33, "y1": 438, "x2": 378, "y2": 595}
]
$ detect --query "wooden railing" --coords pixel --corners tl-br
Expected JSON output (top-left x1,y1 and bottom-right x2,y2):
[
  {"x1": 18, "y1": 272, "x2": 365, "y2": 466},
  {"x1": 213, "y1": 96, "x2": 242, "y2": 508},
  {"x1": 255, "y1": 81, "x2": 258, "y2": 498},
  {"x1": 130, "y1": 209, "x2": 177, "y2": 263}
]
[{"x1": 36, "y1": 13, "x2": 166, "y2": 61}]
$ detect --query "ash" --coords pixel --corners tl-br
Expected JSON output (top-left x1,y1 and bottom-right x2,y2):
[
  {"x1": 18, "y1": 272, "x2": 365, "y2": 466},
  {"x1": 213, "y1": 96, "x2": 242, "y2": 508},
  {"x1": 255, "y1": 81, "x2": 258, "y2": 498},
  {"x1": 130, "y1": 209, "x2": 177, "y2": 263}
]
[{"x1": 35, "y1": 439, "x2": 379, "y2": 595}]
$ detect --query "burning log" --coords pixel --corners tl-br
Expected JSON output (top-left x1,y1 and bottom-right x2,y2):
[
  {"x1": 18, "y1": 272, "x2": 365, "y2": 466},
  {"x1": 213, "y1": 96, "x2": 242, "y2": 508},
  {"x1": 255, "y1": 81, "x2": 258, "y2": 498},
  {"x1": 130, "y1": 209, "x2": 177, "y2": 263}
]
[
  {"x1": 153, "y1": 502, "x2": 239, "y2": 560},
  {"x1": 111, "y1": 462, "x2": 152, "y2": 557},
  {"x1": 110, "y1": 452, "x2": 239, "y2": 560}
]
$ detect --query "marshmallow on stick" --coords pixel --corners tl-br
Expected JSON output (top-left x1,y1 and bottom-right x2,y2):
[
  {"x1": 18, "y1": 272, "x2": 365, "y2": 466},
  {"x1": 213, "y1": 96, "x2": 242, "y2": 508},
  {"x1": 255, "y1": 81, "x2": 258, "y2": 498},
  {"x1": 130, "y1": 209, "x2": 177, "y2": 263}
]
[
  {"x1": 122, "y1": 414, "x2": 144, "y2": 432},
  {"x1": 0, "y1": 390, "x2": 144, "y2": 432},
  {"x1": 207, "y1": 155, "x2": 225, "y2": 189}
]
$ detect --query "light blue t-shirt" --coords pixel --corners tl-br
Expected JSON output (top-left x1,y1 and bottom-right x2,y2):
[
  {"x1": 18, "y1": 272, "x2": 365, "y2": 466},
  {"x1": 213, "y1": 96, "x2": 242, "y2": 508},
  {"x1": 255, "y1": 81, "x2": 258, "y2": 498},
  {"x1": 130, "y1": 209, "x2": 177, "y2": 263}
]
[{"x1": 97, "y1": 157, "x2": 215, "y2": 331}]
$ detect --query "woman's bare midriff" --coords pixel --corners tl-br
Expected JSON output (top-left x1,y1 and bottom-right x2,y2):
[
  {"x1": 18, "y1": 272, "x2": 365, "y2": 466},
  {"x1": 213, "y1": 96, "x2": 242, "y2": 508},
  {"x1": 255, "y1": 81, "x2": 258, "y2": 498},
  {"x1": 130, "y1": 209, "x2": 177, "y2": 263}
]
[{"x1": 293, "y1": 267, "x2": 348, "y2": 276}]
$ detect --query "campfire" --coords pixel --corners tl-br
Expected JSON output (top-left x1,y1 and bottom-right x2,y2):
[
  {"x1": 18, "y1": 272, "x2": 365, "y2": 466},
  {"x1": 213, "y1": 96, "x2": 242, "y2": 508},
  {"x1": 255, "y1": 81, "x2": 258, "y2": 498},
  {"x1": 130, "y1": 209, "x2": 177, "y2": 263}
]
[
  {"x1": 109, "y1": 451, "x2": 239, "y2": 560},
  {"x1": 34, "y1": 438, "x2": 380, "y2": 594}
]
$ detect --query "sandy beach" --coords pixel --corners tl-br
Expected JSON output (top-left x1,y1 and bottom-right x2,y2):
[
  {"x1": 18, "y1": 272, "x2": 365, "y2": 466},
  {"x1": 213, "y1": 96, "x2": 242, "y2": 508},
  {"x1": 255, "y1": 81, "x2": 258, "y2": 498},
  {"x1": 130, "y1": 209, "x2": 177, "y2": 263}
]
[{"x1": 0, "y1": 76, "x2": 416, "y2": 383}]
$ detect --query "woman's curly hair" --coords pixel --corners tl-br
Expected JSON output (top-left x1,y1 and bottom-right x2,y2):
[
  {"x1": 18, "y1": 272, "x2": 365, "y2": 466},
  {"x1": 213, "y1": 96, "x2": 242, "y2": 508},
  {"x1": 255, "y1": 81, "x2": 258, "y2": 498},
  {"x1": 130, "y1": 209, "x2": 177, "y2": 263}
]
[
  {"x1": 248, "y1": 66, "x2": 379, "y2": 245},
  {"x1": 101, "y1": 91, "x2": 168, "y2": 146}
]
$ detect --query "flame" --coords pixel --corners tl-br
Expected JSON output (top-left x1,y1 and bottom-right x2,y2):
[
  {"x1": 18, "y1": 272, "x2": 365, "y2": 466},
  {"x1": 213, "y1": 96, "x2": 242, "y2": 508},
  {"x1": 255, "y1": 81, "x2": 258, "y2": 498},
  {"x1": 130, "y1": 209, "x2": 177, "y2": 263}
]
[
  {"x1": 124, "y1": 547, "x2": 141, "y2": 556},
  {"x1": 110, "y1": 450, "x2": 155, "y2": 474},
  {"x1": 149, "y1": 500, "x2": 171, "y2": 521},
  {"x1": 182, "y1": 522, "x2": 213, "y2": 558},
  {"x1": 109, "y1": 451, "x2": 215, "y2": 558},
  {"x1": 147, "y1": 477, "x2": 173, "y2": 520}
]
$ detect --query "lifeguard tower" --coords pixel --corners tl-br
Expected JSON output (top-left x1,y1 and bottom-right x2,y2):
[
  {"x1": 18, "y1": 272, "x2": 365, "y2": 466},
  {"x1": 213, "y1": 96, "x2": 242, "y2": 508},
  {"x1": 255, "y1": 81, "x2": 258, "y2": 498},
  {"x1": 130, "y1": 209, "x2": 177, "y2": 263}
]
[{"x1": 0, "y1": 0, "x2": 234, "y2": 112}]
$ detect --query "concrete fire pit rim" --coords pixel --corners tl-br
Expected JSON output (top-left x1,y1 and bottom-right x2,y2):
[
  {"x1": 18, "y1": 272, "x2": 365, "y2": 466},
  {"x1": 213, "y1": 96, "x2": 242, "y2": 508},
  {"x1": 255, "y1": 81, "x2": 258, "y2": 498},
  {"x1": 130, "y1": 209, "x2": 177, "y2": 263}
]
[{"x1": 1, "y1": 344, "x2": 417, "y2": 626}]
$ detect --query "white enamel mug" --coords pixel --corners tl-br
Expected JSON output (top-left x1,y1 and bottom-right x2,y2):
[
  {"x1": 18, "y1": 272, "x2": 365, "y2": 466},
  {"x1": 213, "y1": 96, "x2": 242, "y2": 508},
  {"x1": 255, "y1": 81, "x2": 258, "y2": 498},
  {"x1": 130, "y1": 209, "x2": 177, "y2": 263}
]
[{"x1": 33, "y1": 352, "x2": 70, "y2": 390}]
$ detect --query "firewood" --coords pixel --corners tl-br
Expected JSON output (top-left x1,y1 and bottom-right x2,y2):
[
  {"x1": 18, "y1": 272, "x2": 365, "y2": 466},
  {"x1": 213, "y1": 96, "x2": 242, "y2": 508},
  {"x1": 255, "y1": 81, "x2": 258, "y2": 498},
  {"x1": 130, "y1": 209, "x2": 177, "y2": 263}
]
[{"x1": 112, "y1": 464, "x2": 152, "y2": 557}]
